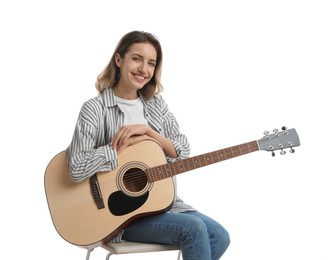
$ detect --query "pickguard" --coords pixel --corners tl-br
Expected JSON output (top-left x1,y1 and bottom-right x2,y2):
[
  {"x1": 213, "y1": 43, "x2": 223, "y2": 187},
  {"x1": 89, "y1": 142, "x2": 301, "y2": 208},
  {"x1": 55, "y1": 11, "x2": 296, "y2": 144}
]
[{"x1": 108, "y1": 191, "x2": 149, "y2": 216}]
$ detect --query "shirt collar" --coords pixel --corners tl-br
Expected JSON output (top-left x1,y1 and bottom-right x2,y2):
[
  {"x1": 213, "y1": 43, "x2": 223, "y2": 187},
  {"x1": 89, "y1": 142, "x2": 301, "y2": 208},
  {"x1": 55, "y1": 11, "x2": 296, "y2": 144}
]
[
  {"x1": 101, "y1": 88, "x2": 117, "y2": 108},
  {"x1": 101, "y1": 87, "x2": 149, "y2": 108}
]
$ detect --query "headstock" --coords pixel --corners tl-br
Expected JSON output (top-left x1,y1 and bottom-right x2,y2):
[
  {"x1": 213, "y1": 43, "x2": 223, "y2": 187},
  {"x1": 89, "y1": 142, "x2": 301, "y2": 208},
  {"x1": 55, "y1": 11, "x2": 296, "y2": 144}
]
[{"x1": 257, "y1": 126, "x2": 300, "y2": 156}]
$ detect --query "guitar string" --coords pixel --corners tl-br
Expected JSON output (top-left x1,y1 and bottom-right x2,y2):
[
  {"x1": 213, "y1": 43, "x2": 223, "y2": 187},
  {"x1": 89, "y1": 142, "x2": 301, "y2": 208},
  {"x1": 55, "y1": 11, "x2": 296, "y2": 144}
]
[{"x1": 117, "y1": 142, "x2": 257, "y2": 186}]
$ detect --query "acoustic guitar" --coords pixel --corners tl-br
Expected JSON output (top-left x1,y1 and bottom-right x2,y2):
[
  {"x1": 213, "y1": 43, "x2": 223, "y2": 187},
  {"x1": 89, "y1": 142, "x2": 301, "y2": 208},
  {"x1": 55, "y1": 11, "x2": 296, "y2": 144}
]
[{"x1": 44, "y1": 127, "x2": 300, "y2": 248}]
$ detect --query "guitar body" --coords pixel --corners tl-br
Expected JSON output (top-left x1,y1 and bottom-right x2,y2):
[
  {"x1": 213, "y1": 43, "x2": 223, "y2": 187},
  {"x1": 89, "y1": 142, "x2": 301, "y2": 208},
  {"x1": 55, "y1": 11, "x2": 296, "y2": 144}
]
[{"x1": 44, "y1": 140, "x2": 175, "y2": 248}]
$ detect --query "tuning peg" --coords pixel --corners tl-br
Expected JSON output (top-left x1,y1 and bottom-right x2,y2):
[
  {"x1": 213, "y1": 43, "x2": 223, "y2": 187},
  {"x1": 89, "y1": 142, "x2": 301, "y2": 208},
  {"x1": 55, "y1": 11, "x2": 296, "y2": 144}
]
[
  {"x1": 263, "y1": 131, "x2": 270, "y2": 139},
  {"x1": 288, "y1": 142, "x2": 295, "y2": 153},
  {"x1": 279, "y1": 144, "x2": 286, "y2": 155},
  {"x1": 281, "y1": 126, "x2": 290, "y2": 135},
  {"x1": 272, "y1": 151, "x2": 276, "y2": 157},
  {"x1": 273, "y1": 128, "x2": 279, "y2": 136}
]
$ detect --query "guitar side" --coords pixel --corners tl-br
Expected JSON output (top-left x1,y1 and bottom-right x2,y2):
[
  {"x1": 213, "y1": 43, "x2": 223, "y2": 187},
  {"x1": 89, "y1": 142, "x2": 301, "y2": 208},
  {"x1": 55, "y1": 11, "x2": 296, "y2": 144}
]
[{"x1": 44, "y1": 140, "x2": 175, "y2": 248}]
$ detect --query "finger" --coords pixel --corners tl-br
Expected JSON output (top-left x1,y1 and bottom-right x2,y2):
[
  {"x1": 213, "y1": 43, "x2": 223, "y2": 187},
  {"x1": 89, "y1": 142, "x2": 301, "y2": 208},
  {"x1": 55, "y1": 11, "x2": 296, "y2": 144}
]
[
  {"x1": 111, "y1": 132, "x2": 120, "y2": 149},
  {"x1": 111, "y1": 127, "x2": 128, "y2": 148},
  {"x1": 117, "y1": 128, "x2": 131, "y2": 148}
]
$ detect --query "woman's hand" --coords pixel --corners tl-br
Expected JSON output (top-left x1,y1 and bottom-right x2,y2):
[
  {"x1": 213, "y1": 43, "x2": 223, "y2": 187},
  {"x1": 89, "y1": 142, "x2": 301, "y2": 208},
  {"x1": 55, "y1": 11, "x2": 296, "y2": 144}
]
[
  {"x1": 111, "y1": 125, "x2": 152, "y2": 153},
  {"x1": 111, "y1": 124, "x2": 177, "y2": 157}
]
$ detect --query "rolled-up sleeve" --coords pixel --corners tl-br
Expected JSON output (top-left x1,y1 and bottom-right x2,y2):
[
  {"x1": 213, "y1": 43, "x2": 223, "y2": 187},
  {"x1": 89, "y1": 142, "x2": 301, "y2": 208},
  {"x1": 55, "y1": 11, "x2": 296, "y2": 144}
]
[{"x1": 67, "y1": 100, "x2": 118, "y2": 182}]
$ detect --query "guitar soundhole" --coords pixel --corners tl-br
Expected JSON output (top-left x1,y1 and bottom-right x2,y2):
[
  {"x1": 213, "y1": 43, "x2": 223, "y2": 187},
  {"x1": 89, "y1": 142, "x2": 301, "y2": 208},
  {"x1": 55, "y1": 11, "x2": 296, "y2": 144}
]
[{"x1": 123, "y1": 167, "x2": 148, "y2": 193}]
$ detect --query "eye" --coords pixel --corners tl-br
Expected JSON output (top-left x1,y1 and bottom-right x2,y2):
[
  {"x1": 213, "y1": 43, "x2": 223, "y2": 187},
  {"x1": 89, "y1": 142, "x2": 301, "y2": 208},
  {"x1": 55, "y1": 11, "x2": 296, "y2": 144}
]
[{"x1": 149, "y1": 62, "x2": 156, "y2": 67}]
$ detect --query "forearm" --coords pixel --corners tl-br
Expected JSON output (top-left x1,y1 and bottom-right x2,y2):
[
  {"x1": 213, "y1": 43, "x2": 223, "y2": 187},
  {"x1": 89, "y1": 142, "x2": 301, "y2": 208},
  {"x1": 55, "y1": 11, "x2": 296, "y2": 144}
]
[
  {"x1": 67, "y1": 140, "x2": 118, "y2": 182},
  {"x1": 146, "y1": 127, "x2": 178, "y2": 158}
]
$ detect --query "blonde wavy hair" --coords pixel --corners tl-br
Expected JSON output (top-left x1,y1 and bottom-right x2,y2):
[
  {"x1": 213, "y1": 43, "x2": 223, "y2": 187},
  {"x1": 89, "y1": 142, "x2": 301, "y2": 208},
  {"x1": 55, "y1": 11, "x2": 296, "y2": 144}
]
[{"x1": 96, "y1": 31, "x2": 163, "y2": 100}]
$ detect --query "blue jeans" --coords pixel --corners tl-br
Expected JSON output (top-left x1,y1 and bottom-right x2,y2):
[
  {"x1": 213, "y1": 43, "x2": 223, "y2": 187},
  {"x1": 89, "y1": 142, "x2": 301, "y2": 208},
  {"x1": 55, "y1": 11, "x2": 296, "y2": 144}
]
[{"x1": 122, "y1": 211, "x2": 230, "y2": 260}]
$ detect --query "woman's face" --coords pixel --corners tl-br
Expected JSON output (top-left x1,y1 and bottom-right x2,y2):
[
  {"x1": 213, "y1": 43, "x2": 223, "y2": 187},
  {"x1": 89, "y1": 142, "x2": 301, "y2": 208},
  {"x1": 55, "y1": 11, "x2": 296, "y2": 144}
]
[{"x1": 115, "y1": 42, "x2": 157, "y2": 94}]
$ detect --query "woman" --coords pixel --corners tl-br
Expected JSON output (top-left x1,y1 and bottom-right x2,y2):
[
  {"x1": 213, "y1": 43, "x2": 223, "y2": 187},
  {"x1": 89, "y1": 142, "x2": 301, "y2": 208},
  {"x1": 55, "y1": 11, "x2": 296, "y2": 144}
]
[{"x1": 67, "y1": 31, "x2": 230, "y2": 259}]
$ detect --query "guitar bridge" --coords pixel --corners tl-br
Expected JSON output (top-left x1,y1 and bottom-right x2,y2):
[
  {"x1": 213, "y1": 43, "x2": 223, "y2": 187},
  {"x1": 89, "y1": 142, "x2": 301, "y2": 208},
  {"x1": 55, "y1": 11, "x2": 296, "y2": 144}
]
[{"x1": 89, "y1": 175, "x2": 105, "y2": 209}]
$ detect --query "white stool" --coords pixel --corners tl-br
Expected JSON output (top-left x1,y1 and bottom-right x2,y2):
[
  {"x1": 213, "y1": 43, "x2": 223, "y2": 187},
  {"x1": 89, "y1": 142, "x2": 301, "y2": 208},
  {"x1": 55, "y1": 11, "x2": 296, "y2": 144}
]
[{"x1": 86, "y1": 242, "x2": 181, "y2": 260}]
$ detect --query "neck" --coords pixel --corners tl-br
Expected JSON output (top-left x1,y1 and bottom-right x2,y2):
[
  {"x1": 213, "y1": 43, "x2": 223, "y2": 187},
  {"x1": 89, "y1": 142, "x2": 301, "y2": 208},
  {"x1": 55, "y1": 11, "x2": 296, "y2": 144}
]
[{"x1": 113, "y1": 85, "x2": 138, "y2": 100}]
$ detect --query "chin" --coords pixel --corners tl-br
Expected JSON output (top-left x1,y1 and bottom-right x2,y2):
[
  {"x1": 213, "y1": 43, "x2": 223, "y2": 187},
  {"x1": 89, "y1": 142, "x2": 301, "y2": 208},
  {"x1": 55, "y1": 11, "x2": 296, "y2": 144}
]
[{"x1": 134, "y1": 81, "x2": 148, "y2": 89}]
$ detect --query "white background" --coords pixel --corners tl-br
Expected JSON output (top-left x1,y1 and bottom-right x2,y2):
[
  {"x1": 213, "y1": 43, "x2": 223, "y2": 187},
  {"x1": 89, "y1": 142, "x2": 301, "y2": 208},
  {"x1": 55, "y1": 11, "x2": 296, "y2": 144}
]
[{"x1": 1, "y1": 0, "x2": 329, "y2": 259}]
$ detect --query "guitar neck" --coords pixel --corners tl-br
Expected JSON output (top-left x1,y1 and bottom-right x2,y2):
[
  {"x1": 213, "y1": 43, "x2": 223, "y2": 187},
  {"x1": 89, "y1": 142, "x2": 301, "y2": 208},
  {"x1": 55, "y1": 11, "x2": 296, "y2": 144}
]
[{"x1": 147, "y1": 140, "x2": 259, "y2": 182}]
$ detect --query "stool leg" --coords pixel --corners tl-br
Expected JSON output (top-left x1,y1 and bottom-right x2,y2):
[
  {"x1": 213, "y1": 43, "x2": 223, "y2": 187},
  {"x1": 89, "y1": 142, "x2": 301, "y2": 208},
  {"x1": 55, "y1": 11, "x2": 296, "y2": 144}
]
[
  {"x1": 177, "y1": 250, "x2": 181, "y2": 260},
  {"x1": 86, "y1": 248, "x2": 93, "y2": 260},
  {"x1": 105, "y1": 251, "x2": 114, "y2": 260}
]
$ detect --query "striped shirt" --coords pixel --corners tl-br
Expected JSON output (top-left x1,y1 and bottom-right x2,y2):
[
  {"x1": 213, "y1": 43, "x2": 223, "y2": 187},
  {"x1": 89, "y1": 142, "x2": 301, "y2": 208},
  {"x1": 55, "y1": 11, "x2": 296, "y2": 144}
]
[{"x1": 66, "y1": 87, "x2": 195, "y2": 241}]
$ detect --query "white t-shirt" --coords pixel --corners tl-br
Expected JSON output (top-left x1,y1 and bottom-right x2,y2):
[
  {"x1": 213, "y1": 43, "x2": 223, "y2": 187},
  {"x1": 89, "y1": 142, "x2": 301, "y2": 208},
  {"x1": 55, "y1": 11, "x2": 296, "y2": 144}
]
[{"x1": 115, "y1": 96, "x2": 148, "y2": 125}]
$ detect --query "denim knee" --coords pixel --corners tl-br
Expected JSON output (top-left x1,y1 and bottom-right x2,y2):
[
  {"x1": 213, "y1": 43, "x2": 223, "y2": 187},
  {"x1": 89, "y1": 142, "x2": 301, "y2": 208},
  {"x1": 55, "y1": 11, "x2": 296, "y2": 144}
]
[{"x1": 212, "y1": 226, "x2": 230, "y2": 259}]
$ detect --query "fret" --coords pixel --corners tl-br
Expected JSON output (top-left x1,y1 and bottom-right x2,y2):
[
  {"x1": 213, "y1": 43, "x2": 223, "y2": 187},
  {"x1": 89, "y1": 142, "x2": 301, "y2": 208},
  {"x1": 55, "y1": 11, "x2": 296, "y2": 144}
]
[
  {"x1": 231, "y1": 146, "x2": 242, "y2": 157},
  {"x1": 216, "y1": 150, "x2": 225, "y2": 161},
  {"x1": 225, "y1": 147, "x2": 235, "y2": 159},
  {"x1": 167, "y1": 162, "x2": 177, "y2": 178},
  {"x1": 180, "y1": 157, "x2": 199, "y2": 173},
  {"x1": 147, "y1": 141, "x2": 259, "y2": 182},
  {"x1": 174, "y1": 160, "x2": 186, "y2": 175},
  {"x1": 161, "y1": 163, "x2": 173, "y2": 179}
]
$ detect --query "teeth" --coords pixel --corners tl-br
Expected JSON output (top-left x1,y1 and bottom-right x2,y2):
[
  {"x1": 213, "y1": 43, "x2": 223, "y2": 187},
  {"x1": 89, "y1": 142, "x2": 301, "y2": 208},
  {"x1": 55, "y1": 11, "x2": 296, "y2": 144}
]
[{"x1": 135, "y1": 75, "x2": 145, "y2": 80}]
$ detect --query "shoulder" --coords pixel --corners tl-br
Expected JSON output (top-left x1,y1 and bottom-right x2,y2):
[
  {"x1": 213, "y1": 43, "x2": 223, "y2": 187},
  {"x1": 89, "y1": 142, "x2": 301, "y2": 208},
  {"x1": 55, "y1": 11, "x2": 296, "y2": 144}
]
[
  {"x1": 77, "y1": 95, "x2": 107, "y2": 127},
  {"x1": 80, "y1": 88, "x2": 114, "y2": 115},
  {"x1": 80, "y1": 95, "x2": 103, "y2": 114},
  {"x1": 146, "y1": 94, "x2": 167, "y2": 108},
  {"x1": 142, "y1": 94, "x2": 170, "y2": 120}
]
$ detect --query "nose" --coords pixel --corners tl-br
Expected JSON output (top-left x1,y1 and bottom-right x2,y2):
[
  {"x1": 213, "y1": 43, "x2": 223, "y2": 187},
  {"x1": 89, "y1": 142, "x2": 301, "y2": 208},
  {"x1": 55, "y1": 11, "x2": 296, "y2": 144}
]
[{"x1": 138, "y1": 62, "x2": 147, "y2": 73}]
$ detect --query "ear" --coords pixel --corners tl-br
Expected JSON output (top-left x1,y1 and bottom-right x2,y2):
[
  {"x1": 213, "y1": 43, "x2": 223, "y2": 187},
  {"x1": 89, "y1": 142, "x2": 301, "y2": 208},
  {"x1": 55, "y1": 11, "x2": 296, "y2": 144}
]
[{"x1": 114, "y1": 53, "x2": 121, "y2": 68}]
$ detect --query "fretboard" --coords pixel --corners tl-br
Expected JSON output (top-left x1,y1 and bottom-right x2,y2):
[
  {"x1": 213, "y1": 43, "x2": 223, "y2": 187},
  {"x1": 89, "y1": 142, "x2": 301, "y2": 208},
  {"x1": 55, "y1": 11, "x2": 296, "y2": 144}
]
[{"x1": 147, "y1": 141, "x2": 259, "y2": 182}]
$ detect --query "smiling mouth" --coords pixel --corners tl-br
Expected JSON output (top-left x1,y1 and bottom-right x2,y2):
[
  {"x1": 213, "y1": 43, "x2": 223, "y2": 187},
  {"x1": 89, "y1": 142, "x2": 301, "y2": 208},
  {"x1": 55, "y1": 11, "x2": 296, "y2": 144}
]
[{"x1": 133, "y1": 74, "x2": 147, "y2": 82}]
